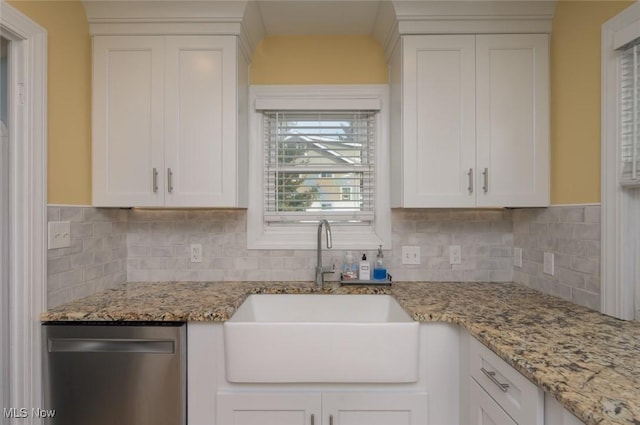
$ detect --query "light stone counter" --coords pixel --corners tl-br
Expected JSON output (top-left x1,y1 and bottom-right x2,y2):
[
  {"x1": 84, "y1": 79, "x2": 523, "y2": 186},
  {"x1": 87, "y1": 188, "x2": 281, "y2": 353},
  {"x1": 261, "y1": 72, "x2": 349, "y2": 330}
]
[{"x1": 42, "y1": 281, "x2": 640, "y2": 425}]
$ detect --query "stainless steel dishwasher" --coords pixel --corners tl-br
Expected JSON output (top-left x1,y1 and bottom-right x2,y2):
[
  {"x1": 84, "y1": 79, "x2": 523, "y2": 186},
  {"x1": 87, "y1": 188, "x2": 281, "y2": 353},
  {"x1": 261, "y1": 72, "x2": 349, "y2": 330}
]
[{"x1": 42, "y1": 322, "x2": 186, "y2": 425}]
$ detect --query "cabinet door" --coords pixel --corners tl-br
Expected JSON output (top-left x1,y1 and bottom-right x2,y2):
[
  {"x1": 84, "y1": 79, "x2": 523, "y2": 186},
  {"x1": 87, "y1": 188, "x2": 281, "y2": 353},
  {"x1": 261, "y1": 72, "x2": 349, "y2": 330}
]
[
  {"x1": 164, "y1": 36, "x2": 238, "y2": 207},
  {"x1": 92, "y1": 36, "x2": 165, "y2": 207},
  {"x1": 216, "y1": 392, "x2": 321, "y2": 425},
  {"x1": 476, "y1": 34, "x2": 550, "y2": 207},
  {"x1": 544, "y1": 393, "x2": 585, "y2": 425},
  {"x1": 322, "y1": 392, "x2": 428, "y2": 425},
  {"x1": 469, "y1": 379, "x2": 518, "y2": 425},
  {"x1": 401, "y1": 35, "x2": 476, "y2": 207}
]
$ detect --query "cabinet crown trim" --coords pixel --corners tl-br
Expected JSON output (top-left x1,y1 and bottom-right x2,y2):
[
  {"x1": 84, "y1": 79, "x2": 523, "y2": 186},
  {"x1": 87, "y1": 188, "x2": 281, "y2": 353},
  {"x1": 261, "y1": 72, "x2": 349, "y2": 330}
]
[
  {"x1": 373, "y1": 0, "x2": 556, "y2": 59},
  {"x1": 82, "y1": 0, "x2": 264, "y2": 58}
]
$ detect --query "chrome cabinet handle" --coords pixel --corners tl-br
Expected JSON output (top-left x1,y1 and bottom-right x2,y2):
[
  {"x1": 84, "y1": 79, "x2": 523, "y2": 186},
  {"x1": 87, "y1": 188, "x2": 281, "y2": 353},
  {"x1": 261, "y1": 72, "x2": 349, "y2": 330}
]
[
  {"x1": 152, "y1": 168, "x2": 158, "y2": 193},
  {"x1": 481, "y1": 367, "x2": 509, "y2": 392},
  {"x1": 329, "y1": 415, "x2": 334, "y2": 425},
  {"x1": 48, "y1": 338, "x2": 175, "y2": 354},
  {"x1": 482, "y1": 168, "x2": 489, "y2": 193},
  {"x1": 167, "y1": 168, "x2": 173, "y2": 193},
  {"x1": 467, "y1": 168, "x2": 474, "y2": 194},
  {"x1": 311, "y1": 413, "x2": 314, "y2": 425}
]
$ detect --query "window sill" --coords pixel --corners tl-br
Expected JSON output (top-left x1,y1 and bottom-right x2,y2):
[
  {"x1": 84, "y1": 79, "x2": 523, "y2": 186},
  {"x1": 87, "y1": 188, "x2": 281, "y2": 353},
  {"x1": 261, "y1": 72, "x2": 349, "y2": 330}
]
[{"x1": 248, "y1": 225, "x2": 387, "y2": 251}]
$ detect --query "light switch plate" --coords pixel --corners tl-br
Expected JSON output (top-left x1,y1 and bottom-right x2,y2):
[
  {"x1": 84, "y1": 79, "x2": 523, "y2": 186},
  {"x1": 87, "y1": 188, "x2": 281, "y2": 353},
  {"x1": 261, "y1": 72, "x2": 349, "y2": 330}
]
[
  {"x1": 543, "y1": 252, "x2": 554, "y2": 275},
  {"x1": 190, "y1": 244, "x2": 202, "y2": 263},
  {"x1": 449, "y1": 245, "x2": 461, "y2": 265},
  {"x1": 48, "y1": 221, "x2": 71, "y2": 249},
  {"x1": 402, "y1": 246, "x2": 421, "y2": 265},
  {"x1": 514, "y1": 247, "x2": 523, "y2": 268}
]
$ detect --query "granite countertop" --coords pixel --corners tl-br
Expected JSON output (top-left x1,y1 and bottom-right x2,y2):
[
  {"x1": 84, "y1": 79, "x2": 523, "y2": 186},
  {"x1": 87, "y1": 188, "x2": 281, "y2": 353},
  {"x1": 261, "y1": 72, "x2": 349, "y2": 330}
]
[{"x1": 41, "y1": 281, "x2": 640, "y2": 425}]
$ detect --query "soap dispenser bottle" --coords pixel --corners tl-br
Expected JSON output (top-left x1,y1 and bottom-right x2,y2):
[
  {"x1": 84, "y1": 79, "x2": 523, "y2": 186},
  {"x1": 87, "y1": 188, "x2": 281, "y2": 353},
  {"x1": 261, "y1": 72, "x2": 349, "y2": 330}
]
[
  {"x1": 373, "y1": 245, "x2": 387, "y2": 281},
  {"x1": 359, "y1": 253, "x2": 371, "y2": 281}
]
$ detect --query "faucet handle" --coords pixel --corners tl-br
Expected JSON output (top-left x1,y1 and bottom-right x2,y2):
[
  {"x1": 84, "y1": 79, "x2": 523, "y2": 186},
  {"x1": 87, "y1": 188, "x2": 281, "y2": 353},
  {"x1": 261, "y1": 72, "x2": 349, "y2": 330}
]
[{"x1": 322, "y1": 264, "x2": 335, "y2": 274}]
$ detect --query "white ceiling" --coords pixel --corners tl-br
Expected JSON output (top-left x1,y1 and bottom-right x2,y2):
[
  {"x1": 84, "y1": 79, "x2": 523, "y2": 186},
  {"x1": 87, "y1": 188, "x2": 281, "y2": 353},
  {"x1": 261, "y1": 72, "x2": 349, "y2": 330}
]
[{"x1": 256, "y1": 1, "x2": 382, "y2": 36}]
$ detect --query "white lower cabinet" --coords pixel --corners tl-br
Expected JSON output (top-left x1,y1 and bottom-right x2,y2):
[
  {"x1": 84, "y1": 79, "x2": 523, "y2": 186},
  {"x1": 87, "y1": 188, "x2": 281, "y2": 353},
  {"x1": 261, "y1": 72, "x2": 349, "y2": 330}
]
[
  {"x1": 468, "y1": 336, "x2": 543, "y2": 425},
  {"x1": 544, "y1": 394, "x2": 585, "y2": 425},
  {"x1": 216, "y1": 392, "x2": 320, "y2": 425},
  {"x1": 469, "y1": 378, "x2": 517, "y2": 425},
  {"x1": 189, "y1": 323, "x2": 585, "y2": 425},
  {"x1": 324, "y1": 392, "x2": 428, "y2": 425},
  {"x1": 216, "y1": 392, "x2": 428, "y2": 425}
]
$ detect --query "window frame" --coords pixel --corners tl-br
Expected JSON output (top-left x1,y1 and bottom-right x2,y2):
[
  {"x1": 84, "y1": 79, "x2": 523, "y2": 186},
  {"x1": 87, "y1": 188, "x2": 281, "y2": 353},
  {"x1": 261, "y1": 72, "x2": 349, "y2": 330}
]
[
  {"x1": 247, "y1": 85, "x2": 391, "y2": 250},
  {"x1": 618, "y1": 42, "x2": 640, "y2": 185}
]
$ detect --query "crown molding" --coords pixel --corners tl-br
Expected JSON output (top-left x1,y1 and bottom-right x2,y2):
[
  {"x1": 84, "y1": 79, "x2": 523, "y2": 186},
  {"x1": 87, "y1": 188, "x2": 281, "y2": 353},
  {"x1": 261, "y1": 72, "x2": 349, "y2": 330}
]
[
  {"x1": 82, "y1": 0, "x2": 265, "y2": 59},
  {"x1": 373, "y1": 0, "x2": 556, "y2": 60}
]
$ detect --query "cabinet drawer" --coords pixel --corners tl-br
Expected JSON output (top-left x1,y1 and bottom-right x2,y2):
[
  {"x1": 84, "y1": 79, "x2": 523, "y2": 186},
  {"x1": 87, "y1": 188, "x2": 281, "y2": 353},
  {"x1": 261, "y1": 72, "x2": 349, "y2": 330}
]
[
  {"x1": 469, "y1": 378, "x2": 517, "y2": 425},
  {"x1": 469, "y1": 336, "x2": 543, "y2": 425}
]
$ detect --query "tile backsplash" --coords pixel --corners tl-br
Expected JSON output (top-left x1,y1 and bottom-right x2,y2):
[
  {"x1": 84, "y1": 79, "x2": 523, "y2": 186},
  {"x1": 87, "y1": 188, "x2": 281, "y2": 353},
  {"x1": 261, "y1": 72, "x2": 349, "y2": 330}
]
[
  {"x1": 47, "y1": 206, "x2": 127, "y2": 308},
  {"x1": 126, "y1": 208, "x2": 514, "y2": 283},
  {"x1": 512, "y1": 205, "x2": 601, "y2": 310},
  {"x1": 46, "y1": 204, "x2": 601, "y2": 311}
]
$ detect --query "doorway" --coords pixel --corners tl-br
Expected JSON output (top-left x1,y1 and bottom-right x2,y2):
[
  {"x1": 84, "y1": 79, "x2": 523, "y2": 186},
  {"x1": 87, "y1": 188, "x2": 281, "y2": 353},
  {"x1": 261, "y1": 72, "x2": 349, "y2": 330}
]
[
  {"x1": 0, "y1": 2, "x2": 47, "y2": 417},
  {"x1": 1, "y1": 35, "x2": 9, "y2": 417}
]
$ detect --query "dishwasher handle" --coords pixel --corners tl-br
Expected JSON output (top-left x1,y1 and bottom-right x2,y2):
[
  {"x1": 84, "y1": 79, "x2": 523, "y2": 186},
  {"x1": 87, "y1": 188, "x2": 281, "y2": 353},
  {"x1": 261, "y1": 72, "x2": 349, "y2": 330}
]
[{"x1": 48, "y1": 338, "x2": 175, "y2": 354}]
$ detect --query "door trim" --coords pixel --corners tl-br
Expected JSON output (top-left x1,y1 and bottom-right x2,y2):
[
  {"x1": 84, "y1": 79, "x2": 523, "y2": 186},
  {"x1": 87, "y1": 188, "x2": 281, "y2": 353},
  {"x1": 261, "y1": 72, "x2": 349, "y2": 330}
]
[
  {"x1": 601, "y1": 3, "x2": 640, "y2": 320},
  {"x1": 0, "y1": 1, "x2": 47, "y2": 416}
]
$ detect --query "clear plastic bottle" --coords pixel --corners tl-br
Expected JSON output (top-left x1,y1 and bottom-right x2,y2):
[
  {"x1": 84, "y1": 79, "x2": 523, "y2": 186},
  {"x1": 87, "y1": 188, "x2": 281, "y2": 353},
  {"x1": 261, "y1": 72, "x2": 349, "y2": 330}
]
[
  {"x1": 342, "y1": 251, "x2": 357, "y2": 280},
  {"x1": 373, "y1": 245, "x2": 387, "y2": 281}
]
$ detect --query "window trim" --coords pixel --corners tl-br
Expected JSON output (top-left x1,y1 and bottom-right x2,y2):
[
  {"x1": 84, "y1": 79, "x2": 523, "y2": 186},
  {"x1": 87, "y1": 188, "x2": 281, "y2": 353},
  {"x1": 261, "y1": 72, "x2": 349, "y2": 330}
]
[
  {"x1": 602, "y1": 3, "x2": 640, "y2": 320},
  {"x1": 247, "y1": 85, "x2": 391, "y2": 250}
]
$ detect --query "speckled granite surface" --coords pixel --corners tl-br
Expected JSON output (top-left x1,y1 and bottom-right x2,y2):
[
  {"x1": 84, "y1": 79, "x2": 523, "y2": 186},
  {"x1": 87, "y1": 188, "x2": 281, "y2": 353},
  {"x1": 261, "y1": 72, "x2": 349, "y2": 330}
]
[{"x1": 41, "y1": 281, "x2": 640, "y2": 425}]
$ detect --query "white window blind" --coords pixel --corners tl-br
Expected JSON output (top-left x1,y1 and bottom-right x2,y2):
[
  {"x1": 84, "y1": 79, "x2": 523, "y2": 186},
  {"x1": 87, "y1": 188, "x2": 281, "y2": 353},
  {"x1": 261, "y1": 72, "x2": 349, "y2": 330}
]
[
  {"x1": 264, "y1": 111, "x2": 376, "y2": 224},
  {"x1": 620, "y1": 42, "x2": 640, "y2": 184}
]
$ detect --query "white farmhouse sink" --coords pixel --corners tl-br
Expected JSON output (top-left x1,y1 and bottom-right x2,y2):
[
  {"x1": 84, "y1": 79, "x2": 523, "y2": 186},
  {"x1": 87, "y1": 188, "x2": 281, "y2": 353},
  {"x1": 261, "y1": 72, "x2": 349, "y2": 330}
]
[{"x1": 223, "y1": 294, "x2": 419, "y2": 383}]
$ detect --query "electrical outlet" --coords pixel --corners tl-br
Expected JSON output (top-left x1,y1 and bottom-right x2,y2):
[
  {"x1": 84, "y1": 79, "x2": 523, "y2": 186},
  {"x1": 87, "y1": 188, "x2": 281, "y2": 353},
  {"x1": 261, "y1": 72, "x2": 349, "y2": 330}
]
[
  {"x1": 402, "y1": 246, "x2": 421, "y2": 265},
  {"x1": 543, "y1": 252, "x2": 554, "y2": 275},
  {"x1": 514, "y1": 247, "x2": 523, "y2": 268},
  {"x1": 48, "y1": 221, "x2": 71, "y2": 249},
  {"x1": 190, "y1": 244, "x2": 202, "y2": 263},
  {"x1": 449, "y1": 245, "x2": 461, "y2": 265}
]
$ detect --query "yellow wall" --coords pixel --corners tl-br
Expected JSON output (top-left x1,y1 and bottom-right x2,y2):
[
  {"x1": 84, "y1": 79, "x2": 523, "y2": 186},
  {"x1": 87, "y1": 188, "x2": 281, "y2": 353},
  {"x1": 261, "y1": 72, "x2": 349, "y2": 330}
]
[
  {"x1": 8, "y1": 0, "x2": 92, "y2": 205},
  {"x1": 551, "y1": 0, "x2": 632, "y2": 204},
  {"x1": 6, "y1": 1, "x2": 636, "y2": 205},
  {"x1": 250, "y1": 35, "x2": 388, "y2": 84}
]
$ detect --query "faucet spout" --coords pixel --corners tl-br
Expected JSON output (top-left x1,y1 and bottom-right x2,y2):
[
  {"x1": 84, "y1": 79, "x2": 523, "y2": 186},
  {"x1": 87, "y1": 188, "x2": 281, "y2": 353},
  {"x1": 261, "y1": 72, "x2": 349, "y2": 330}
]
[{"x1": 315, "y1": 219, "x2": 334, "y2": 287}]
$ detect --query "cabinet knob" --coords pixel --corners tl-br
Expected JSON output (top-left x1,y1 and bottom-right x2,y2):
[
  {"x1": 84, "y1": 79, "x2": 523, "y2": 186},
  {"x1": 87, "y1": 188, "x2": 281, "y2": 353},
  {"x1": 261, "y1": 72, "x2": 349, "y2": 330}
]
[
  {"x1": 311, "y1": 413, "x2": 315, "y2": 425},
  {"x1": 329, "y1": 414, "x2": 334, "y2": 425},
  {"x1": 467, "y1": 168, "x2": 474, "y2": 194}
]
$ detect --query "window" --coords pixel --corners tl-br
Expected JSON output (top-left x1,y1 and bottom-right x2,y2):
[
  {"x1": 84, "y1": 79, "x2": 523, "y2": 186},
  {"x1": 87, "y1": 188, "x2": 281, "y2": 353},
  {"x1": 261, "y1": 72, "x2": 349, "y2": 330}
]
[
  {"x1": 247, "y1": 85, "x2": 391, "y2": 250},
  {"x1": 264, "y1": 111, "x2": 374, "y2": 223},
  {"x1": 619, "y1": 42, "x2": 640, "y2": 185}
]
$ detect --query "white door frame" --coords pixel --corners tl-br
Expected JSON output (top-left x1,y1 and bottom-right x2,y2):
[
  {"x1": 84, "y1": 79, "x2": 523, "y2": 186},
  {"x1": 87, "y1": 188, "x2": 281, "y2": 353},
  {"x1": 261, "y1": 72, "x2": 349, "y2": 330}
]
[
  {"x1": 601, "y1": 3, "x2": 640, "y2": 321},
  {"x1": 0, "y1": 1, "x2": 47, "y2": 417}
]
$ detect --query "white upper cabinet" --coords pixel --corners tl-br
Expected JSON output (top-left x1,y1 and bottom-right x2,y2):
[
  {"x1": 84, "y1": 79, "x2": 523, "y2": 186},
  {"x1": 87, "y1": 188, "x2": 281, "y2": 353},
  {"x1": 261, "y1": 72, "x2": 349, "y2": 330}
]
[
  {"x1": 395, "y1": 35, "x2": 477, "y2": 208},
  {"x1": 390, "y1": 33, "x2": 550, "y2": 208},
  {"x1": 92, "y1": 36, "x2": 164, "y2": 207},
  {"x1": 93, "y1": 35, "x2": 247, "y2": 207},
  {"x1": 476, "y1": 34, "x2": 550, "y2": 207}
]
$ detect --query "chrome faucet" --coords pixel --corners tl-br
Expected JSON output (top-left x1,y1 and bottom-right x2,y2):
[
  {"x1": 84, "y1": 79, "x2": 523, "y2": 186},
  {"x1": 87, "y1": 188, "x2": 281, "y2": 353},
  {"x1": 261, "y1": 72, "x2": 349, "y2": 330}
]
[{"x1": 315, "y1": 219, "x2": 334, "y2": 287}]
